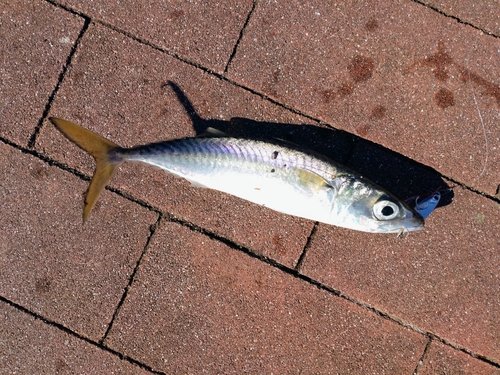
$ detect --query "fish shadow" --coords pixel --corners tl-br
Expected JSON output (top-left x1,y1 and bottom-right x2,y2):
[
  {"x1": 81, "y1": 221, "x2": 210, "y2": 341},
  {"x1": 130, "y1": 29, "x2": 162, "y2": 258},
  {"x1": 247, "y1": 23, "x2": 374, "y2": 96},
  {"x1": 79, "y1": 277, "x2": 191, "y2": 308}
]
[{"x1": 166, "y1": 81, "x2": 453, "y2": 208}]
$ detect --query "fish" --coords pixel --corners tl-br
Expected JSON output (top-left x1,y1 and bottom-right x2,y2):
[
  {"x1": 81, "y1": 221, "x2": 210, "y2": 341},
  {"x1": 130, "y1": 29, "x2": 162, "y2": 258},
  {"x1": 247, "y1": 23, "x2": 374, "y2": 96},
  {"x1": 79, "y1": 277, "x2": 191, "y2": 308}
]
[{"x1": 49, "y1": 117, "x2": 424, "y2": 233}]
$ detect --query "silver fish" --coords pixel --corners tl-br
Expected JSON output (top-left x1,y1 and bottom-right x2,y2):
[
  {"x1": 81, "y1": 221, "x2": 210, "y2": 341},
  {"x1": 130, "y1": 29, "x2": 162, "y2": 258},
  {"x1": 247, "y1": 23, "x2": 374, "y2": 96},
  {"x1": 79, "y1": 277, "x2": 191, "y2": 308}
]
[{"x1": 50, "y1": 118, "x2": 424, "y2": 233}]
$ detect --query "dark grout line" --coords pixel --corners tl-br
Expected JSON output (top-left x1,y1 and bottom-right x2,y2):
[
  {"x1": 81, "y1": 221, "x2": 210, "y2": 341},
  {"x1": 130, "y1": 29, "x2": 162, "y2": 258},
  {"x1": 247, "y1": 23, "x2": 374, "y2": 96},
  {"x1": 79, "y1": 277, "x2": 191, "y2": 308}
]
[
  {"x1": 45, "y1": 0, "x2": 91, "y2": 18},
  {"x1": 411, "y1": 0, "x2": 499, "y2": 38},
  {"x1": 99, "y1": 214, "x2": 163, "y2": 344},
  {"x1": 0, "y1": 296, "x2": 166, "y2": 375},
  {"x1": 413, "y1": 337, "x2": 433, "y2": 374},
  {"x1": 426, "y1": 332, "x2": 500, "y2": 369},
  {"x1": 441, "y1": 175, "x2": 500, "y2": 204},
  {"x1": 223, "y1": 0, "x2": 259, "y2": 75},
  {"x1": 2, "y1": 136, "x2": 91, "y2": 180},
  {"x1": 27, "y1": 8, "x2": 90, "y2": 149},
  {"x1": 294, "y1": 222, "x2": 318, "y2": 272}
]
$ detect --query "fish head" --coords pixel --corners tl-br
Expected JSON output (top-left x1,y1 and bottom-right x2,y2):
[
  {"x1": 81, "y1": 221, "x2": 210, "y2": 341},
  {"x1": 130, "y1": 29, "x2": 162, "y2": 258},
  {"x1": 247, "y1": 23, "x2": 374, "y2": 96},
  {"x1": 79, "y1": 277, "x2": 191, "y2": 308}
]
[{"x1": 332, "y1": 177, "x2": 425, "y2": 233}]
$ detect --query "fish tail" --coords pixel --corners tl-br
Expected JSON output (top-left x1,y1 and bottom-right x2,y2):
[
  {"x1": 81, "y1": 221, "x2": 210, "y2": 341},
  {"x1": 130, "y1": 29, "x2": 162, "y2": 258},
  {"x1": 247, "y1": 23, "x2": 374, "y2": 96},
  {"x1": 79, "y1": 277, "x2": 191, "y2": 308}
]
[{"x1": 49, "y1": 117, "x2": 123, "y2": 222}]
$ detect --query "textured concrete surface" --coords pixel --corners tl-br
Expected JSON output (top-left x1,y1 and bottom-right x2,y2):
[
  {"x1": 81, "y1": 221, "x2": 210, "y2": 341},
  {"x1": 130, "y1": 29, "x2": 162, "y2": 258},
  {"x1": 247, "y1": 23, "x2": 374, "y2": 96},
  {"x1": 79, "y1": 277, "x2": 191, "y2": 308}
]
[
  {"x1": 1, "y1": 0, "x2": 499, "y2": 373},
  {"x1": 421, "y1": 0, "x2": 500, "y2": 35},
  {"x1": 301, "y1": 185, "x2": 500, "y2": 360},
  {"x1": 0, "y1": 143, "x2": 157, "y2": 341}
]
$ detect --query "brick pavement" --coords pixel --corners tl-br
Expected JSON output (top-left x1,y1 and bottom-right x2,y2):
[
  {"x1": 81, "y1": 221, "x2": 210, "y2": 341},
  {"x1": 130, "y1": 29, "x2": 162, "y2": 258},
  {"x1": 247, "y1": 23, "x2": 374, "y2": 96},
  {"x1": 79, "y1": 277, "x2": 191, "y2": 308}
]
[{"x1": 1, "y1": 1, "x2": 499, "y2": 373}]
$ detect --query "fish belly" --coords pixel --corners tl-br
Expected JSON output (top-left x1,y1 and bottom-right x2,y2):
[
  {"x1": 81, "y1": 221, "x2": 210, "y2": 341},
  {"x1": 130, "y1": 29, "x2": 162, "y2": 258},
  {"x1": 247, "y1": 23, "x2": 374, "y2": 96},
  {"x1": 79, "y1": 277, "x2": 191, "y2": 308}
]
[{"x1": 131, "y1": 151, "x2": 335, "y2": 223}]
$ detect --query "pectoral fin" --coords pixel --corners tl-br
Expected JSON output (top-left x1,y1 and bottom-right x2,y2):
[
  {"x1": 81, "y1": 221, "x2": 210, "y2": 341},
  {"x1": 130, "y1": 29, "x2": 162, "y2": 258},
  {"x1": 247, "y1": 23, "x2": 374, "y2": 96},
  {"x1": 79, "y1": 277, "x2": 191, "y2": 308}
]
[{"x1": 296, "y1": 169, "x2": 332, "y2": 192}]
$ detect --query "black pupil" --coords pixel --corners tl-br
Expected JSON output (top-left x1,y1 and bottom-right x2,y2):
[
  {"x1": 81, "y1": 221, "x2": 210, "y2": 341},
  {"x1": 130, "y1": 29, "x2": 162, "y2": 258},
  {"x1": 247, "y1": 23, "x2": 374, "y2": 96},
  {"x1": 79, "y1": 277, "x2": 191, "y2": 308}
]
[{"x1": 381, "y1": 205, "x2": 394, "y2": 216}]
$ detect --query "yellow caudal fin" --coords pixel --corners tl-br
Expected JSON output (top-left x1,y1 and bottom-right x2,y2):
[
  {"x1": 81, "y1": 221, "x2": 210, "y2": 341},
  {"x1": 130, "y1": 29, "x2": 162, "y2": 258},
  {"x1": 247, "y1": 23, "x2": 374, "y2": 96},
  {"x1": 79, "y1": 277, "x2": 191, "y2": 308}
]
[{"x1": 49, "y1": 117, "x2": 122, "y2": 222}]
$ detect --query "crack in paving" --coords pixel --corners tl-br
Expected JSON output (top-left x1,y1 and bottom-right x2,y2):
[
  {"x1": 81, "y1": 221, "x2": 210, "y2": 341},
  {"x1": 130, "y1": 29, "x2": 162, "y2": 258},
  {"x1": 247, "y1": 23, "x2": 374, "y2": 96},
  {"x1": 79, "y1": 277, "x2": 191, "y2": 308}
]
[
  {"x1": 412, "y1": 0, "x2": 499, "y2": 37},
  {"x1": 27, "y1": 10, "x2": 90, "y2": 149},
  {"x1": 223, "y1": 0, "x2": 259, "y2": 75},
  {"x1": 100, "y1": 213, "x2": 163, "y2": 345},
  {"x1": 294, "y1": 222, "x2": 318, "y2": 272},
  {"x1": 413, "y1": 337, "x2": 433, "y2": 374},
  {"x1": 425, "y1": 332, "x2": 500, "y2": 369}
]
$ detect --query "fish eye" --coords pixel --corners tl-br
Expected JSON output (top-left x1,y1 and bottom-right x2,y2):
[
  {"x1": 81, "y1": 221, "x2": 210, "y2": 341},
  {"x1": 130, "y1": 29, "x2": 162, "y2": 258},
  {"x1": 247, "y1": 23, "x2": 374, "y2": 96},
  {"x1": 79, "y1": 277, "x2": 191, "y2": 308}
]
[{"x1": 373, "y1": 200, "x2": 399, "y2": 221}]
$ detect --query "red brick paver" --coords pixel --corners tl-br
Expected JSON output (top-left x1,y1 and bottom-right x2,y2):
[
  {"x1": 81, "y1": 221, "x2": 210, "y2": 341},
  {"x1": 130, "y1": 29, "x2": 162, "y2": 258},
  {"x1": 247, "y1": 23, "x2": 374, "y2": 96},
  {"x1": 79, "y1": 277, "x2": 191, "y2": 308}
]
[
  {"x1": 1, "y1": 0, "x2": 499, "y2": 373},
  {"x1": 105, "y1": 221, "x2": 427, "y2": 374},
  {"x1": 421, "y1": 0, "x2": 500, "y2": 35},
  {"x1": 0, "y1": 0, "x2": 83, "y2": 145},
  {"x1": 301, "y1": 185, "x2": 500, "y2": 361},
  {"x1": 0, "y1": 303, "x2": 151, "y2": 374},
  {"x1": 58, "y1": 0, "x2": 254, "y2": 73}
]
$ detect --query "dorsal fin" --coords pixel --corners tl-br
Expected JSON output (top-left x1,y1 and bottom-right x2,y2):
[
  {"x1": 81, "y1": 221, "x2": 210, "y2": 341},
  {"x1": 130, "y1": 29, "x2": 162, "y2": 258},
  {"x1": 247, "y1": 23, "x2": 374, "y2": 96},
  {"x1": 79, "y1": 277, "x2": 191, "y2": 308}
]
[
  {"x1": 274, "y1": 137, "x2": 301, "y2": 148},
  {"x1": 197, "y1": 127, "x2": 228, "y2": 138}
]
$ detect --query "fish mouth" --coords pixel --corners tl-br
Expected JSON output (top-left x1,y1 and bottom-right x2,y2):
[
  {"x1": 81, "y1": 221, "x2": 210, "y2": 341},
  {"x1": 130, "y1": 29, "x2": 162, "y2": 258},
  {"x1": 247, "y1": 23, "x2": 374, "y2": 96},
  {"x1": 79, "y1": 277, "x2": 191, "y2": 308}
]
[
  {"x1": 398, "y1": 207, "x2": 425, "y2": 232},
  {"x1": 372, "y1": 206, "x2": 424, "y2": 233}
]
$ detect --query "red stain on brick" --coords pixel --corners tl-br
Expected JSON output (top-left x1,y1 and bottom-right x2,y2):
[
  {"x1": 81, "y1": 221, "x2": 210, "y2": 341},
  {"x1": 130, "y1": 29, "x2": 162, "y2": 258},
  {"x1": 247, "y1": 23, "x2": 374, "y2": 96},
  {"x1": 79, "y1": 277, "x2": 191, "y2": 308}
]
[
  {"x1": 458, "y1": 67, "x2": 500, "y2": 106},
  {"x1": 272, "y1": 233, "x2": 286, "y2": 255},
  {"x1": 337, "y1": 82, "x2": 354, "y2": 97},
  {"x1": 370, "y1": 105, "x2": 387, "y2": 120},
  {"x1": 420, "y1": 42, "x2": 453, "y2": 82},
  {"x1": 320, "y1": 89, "x2": 336, "y2": 104},
  {"x1": 356, "y1": 124, "x2": 371, "y2": 137},
  {"x1": 357, "y1": 106, "x2": 386, "y2": 136},
  {"x1": 435, "y1": 88, "x2": 455, "y2": 108},
  {"x1": 55, "y1": 359, "x2": 68, "y2": 372},
  {"x1": 264, "y1": 68, "x2": 282, "y2": 97},
  {"x1": 409, "y1": 42, "x2": 500, "y2": 110},
  {"x1": 317, "y1": 55, "x2": 375, "y2": 103},
  {"x1": 168, "y1": 10, "x2": 185, "y2": 21},
  {"x1": 35, "y1": 277, "x2": 51, "y2": 293},
  {"x1": 348, "y1": 55, "x2": 375, "y2": 83},
  {"x1": 30, "y1": 165, "x2": 49, "y2": 180},
  {"x1": 365, "y1": 18, "x2": 378, "y2": 32},
  {"x1": 72, "y1": 70, "x2": 85, "y2": 83}
]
